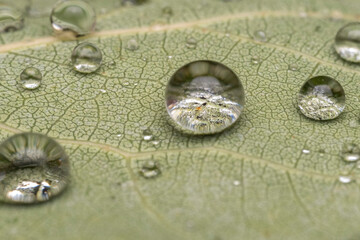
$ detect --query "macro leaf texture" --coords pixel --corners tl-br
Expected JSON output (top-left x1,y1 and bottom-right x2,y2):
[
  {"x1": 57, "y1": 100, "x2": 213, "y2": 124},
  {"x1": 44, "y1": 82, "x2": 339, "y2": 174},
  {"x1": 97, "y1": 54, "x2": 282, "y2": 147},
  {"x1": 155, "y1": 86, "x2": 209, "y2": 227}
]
[{"x1": 1, "y1": 0, "x2": 360, "y2": 239}]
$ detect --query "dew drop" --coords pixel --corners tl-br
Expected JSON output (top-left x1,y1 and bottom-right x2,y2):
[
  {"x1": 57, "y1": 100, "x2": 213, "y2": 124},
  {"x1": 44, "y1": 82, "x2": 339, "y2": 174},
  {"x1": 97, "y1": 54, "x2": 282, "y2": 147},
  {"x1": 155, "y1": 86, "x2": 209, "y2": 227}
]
[
  {"x1": 71, "y1": 42, "x2": 102, "y2": 73},
  {"x1": 253, "y1": 30, "x2": 267, "y2": 42},
  {"x1": 99, "y1": 89, "x2": 107, "y2": 93},
  {"x1": 20, "y1": 67, "x2": 42, "y2": 90},
  {"x1": 139, "y1": 161, "x2": 161, "y2": 179},
  {"x1": 302, "y1": 149, "x2": 310, "y2": 154},
  {"x1": 251, "y1": 56, "x2": 260, "y2": 64},
  {"x1": 339, "y1": 175, "x2": 352, "y2": 184},
  {"x1": 126, "y1": 38, "x2": 139, "y2": 51},
  {"x1": 298, "y1": 76, "x2": 345, "y2": 120},
  {"x1": 342, "y1": 143, "x2": 360, "y2": 162},
  {"x1": 0, "y1": 133, "x2": 70, "y2": 204},
  {"x1": 233, "y1": 180, "x2": 240, "y2": 186},
  {"x1": 335, "y1": 23, "x2": 360, "y2": 62},
  {"x1": 50, "y1": 0, "x2": 96, "y2": 37},
  {"x1": 143, "y1": 129, "x2": 153, "y2": 141},
  {"x1": 0, "y1": 5, "x2": 24, "y2": 32},
  {"x1": 185, "y1": 37, "x2": 197, "y2": 49},
  {"x1": 288, "y1": 65, "x2": 298, "y2": 71},
  {"x1": 165, "y1": 60, "x2": 245, "y2": 135},
  {"x1": 162, "y1": 6, "x2": 173, "y2": 16}
]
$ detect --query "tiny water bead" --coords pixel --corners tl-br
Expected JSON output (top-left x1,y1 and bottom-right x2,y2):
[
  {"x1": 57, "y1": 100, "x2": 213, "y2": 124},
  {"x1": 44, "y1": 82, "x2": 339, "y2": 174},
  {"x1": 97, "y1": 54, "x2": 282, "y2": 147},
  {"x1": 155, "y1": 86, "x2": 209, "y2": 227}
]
[
  {"x1": 335, "y1": 22, "x2": 360, "y2": 63},
  {"x1": 253, "y1": 30, "x2": 267, "y2": 42},
  {"x1": 298, "y1": 76, "x2": 345, "y2": 120},
  {"x1": 126, "y1": 38, "x2": 139, "y2": 51},
  {"x1": 0, "y1": 133, "x2": 70, "y2": 204},
  {"x1": 165, "y1": 60, "x2": 245, "y2": 135},
  {"x1": 71, "y1": 42, "x2": 102, "y2": 73},
  {"x1": 20, "y1": 67, "x2": 42, "y2": 90},
  {"x1": 50, "y1": 0, "x2": 96, "y2": 36},
  {"x1": 185, "y1": 38, "x2": 197, "y2": 49},
  {"x1": 0, "y1": 5, "x2": 24, "y2": 32},
  {"x1": 142, "y1": 129, "x2": 153, "y2": 141},
  {"x1": 342, "y1": 143, "x2": 360, "y2": 162},
  {"x1": 339, "y1": 175, "x2": 352, "y2": 184},
  {"x1": 139, "y1": 161, "x2": 161, "y2": 179}
]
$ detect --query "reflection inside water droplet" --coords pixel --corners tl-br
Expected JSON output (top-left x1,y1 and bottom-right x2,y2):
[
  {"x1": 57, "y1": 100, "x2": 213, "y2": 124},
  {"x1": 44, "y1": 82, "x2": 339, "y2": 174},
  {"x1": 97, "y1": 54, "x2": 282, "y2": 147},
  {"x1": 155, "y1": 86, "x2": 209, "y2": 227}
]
[
  {"x1": 298, "y1": 76, "x2": 345, "y2": 120},
  {"x1": 339, "y1": 175, "x2": 352, "y2": 183},
  {"x1": 0, "y1": 133, "x2": 70, "y2": 204}
]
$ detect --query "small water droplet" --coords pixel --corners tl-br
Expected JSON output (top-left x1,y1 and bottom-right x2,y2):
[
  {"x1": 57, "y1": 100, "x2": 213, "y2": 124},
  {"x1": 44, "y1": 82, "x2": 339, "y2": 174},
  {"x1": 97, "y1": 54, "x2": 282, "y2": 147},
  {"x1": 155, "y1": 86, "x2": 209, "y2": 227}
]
[
  {"x1": 0, "y1": 133, "x2": 70, "y2": 204},
  {"x1": 0, "y1": 5, "x2": 24, "y2": 32},
  {"x1": 165, "y1": 60, "x2": 245, "y2": 135},
  {"x1": 20, "y1": 67, "x2": 42, "y2": 90},
  {"x1": 168, "y1": 55, "x2": 173, "y2": 59},
  {"x1": 342, "y1": 143, "x2": 360, "y2": 162},
  {"x1": 143, "y1": 129, "x2": 153, "y2": 141},
  {"x1": 71, "y1": 42, "x2": 102, "y2": 73},
  {"x1": 335, "y1": 22, "x2": 360, "y2": 62},
  {"x1": 50, "y1": 0, "x2": 96, "y2": 37},
  {"x1": 185, "y1": 37, "x2": 197, "y2": 49},
  {"x1": 122, "y1": 0, "x2": 147, "y2": 6},
  {"x1": 298, "y1": 76, "x2": 345, "y2": 120},
  {"x1": 253, "y1": 30, "x2": 267, "y2": 42},
  {"x1": 162, "y1": 6, "x2": 173, "y2": 16},
  {"x1": 99, "y1": 89, "x2": 107, "y2": 93},
  {"x1": 233, "y1": 180, "x2": 240, "y2": 186},
  {"x1": 288, "y1": 65, "x2": 298, "y2": 71},
  {"x1": 116, "y1": 134, "x2": 122, "y2": 137},
  {"x1": 302, "y1": 149, "x2": 310, "y2": 154},
  {"x1": 251, "y1": 56, "x2": 260, "y2": 64},
  {"x1": 151, "y1": 140, "x2": 160, "y2": 146},
  {"x1": 339, "y1": 175, "x2": 352, "y2": 184},
  {"x1": 139, "y1": 161, "x2": 161, "y2": 179},
  {"x1": 126, "y1": 38, "x2": 139, "y2": 51}
]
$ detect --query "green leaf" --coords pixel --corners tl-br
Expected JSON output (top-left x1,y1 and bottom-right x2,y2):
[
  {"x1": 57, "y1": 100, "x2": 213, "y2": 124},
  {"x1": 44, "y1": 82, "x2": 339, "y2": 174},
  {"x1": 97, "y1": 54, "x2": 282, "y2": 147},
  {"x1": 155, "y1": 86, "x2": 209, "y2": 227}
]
[{"x1": 1, "y1": 0, "x2": 360, "y2": 239}]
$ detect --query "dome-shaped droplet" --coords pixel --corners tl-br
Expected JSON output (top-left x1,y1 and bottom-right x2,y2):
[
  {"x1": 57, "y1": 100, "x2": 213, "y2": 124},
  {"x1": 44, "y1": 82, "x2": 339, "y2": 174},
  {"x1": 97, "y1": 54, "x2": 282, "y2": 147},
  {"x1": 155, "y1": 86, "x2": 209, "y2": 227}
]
[
  {"x1": 342, "y1": 143, "x2": 360, "y2": 162},
  {"x1": 298, "y1": 76, "x2": 345, "y2": 120},
  {"x1": 139, "y1": 161, "x2": 161, "y2": 179},
  {"x1": 20, "y1": 67, "x2": 42, "y2": 90},
  {"x1": 142, "y1": 129, "x2": 153, "y2": 141},
  {"x1": 126, "y1": 38, "x2": 139, "y2": 51},
  {"x1": 0, "y1": 5, "x2": 24, "y2": 32},
  {"x1": 335, "y1": 22, "x2": 360, "y2": 63},
  {"x1": 50, "y1": 0, "x2": 96, "y2": 36},
  {"x1": 253, "y1": 30, "x2": 267, "y2": 42},
  {"x1": 0, "y1": 133, "x2": 70, "y2": 204},
  {"x1": 71, "y1": 42, "x2": 102, "y2": 73},
  {"x1": 165, "y1": 60, "x2": 245, "y2": 135},
  {"x1": 185, "y1": 38, "x2": 197, "y2": 49}
]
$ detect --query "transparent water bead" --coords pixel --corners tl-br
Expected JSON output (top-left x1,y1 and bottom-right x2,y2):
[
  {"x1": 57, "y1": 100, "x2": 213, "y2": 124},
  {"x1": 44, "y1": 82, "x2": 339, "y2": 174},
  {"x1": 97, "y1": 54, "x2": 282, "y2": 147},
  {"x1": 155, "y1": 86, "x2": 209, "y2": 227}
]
[
  {"x1": 165, "y1": 60, "x2": 245, "y2": 135},
  {"x1": 0, "y1": 5, "x2": 24, "y2": 32},
  {"x1": 139, "y1": 161, "x2": 161, "y2": 179},
  {"x1": 126, "y1": 38, "x2": 139, "y2": 51},
  {"x1": 20, "y1": 67, "x2": 42, "y2": 90},
  {"x1": 342, "y1": 143, "x2": 360, "y2": 162},
  {"x1": 339, "y1": 175, "x2": 352, "y2": 184},
  {"x1": 298, "y1": 76, "x2": 345, "y2": 120},
  {"x1": 253, "y1": 30, "x2": 267, "y2": 42},
  {"x1": 185, "y1": 38, "x2": 197, "y2": 49},
  {"x1": 335, "y1": 22, "x2": 360, "y2": 62},
  {"x1": 0, "y1": 133, "x2": 70, "y2": 204},
  {"x1": 71, "y1": 42, "x2": 102, "y2": 73},
  {"x1": 50, "y1": 0, "x2": 96, "y2": 36}
]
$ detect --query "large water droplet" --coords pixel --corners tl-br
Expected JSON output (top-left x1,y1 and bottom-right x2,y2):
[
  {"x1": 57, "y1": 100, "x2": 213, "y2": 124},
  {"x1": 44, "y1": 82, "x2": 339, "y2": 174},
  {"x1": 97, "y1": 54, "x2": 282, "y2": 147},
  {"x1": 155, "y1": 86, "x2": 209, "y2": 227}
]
[
  {"x1": 126, "y1": 38, "x2": 139, "y2": 51},
  {"x1": 342, "y1": 143, "x2": 360, "y2": 162},
  {"x1": 139, "y1": 161, "x2": 161, "y2": 179},
  {"x1": 50, "y1": 0, "x2": 96, "y2": 37},
  {"x1": 253, "y1": 30, "x2": 267, "y2": 42},
  {"x1": 71, "y1": 42, "x2": 102, "y2": 73},
  {"x1": 335, "y1": 22, "x2": 360, "y2": 62},
  {"x1": 0, "y1": 133, "x2": 70, "y2": 204},
  {"x1": 165, "y1": 60, "x2": 245, "y2": 135},
  {"x1": 0, "y1": 5, "x2": 24, "y2": 32},
  {"x1": 185, "y1": 38, "x2": 197, "y2": 49},
  {"x1": 20, "y1": 67, "x2": 42, "y2": 90},
  {"x1": 298, "y1": 76, "x2": 345, "y2": 120}
]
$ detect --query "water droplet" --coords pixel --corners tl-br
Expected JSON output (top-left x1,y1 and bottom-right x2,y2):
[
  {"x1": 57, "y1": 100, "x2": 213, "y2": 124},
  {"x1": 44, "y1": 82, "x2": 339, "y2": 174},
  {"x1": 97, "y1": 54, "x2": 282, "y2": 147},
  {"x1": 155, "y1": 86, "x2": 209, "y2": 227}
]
[
  {"x1": 288, "y1": 65, "x2": 298, "y2": 71},
  {"x1": 342, "y1": 143, "x2": 360, "y2": 162},
  {"x1": 99, "y1": 89, "x2": 107, "y2": 93},
  {"x1": 126, "y1": 38, "x2": 139, "y2": 51},
  {"x1": 349, "y1": 118, "x2": 360, "y2": 128},
  {"x1": 143, "y1": 129, "x2": 153, "y2": 141},
  {"x1": 122, "y1": 0, "x2": 147, "y2": 6},
  {"x1": 233, "y1": 180, "x2": 240, "y2": 186},
  {"x1": 20, "y1": 67, "x2": 42, "y2": 90},
  {"x1": 151, "y1": 140, "x2": 160, "y2": 146},
  {"x1": 251, "y1": 56, "x2": 260, "y2": 64},
  {"x1": 116, "y1": 133, "x2": 122, "y2": 137},
  {"x1": 168, "y1": 55, "x2": 173, "y2": 59},
  {"x1": 335, "y1": 23, "x2": 360, "y2": 62},
  {"x1": 165, "y1": 60, "x2": 245, "y2": 135},
  {"x1": 139, "y1": 161, "x2": 161, "y2": 179},
  {"x1": 253, "y1": 30, "x2": 267, "y2": 42},
  {"x1": 0, "y1": 5, "x2": 24, "y2": 32},
  {"x1": 71, "y1": 42, "x2": 102, "y2": 73},
  {"x1": 339, "y1": 175, "x2": 352, "y2": 184},
  {"x1": 162, "y1": 6, "x2": 173, "y2": 16},
  {"x1": 50, "y1": 0, "x2": 96, "y2": 37},
  {"x1": 298, "y1": 76, "x2": 345, "y2": 120},
  {"x1": 185, "y1": 38, "x2": 197, "y2": 49},
  {"x1": 0, "y1": 133, "x2": 70, "y2": 204},
  {"x1": 302, "y1": 149, "x2": 310, "y2": 154}
]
